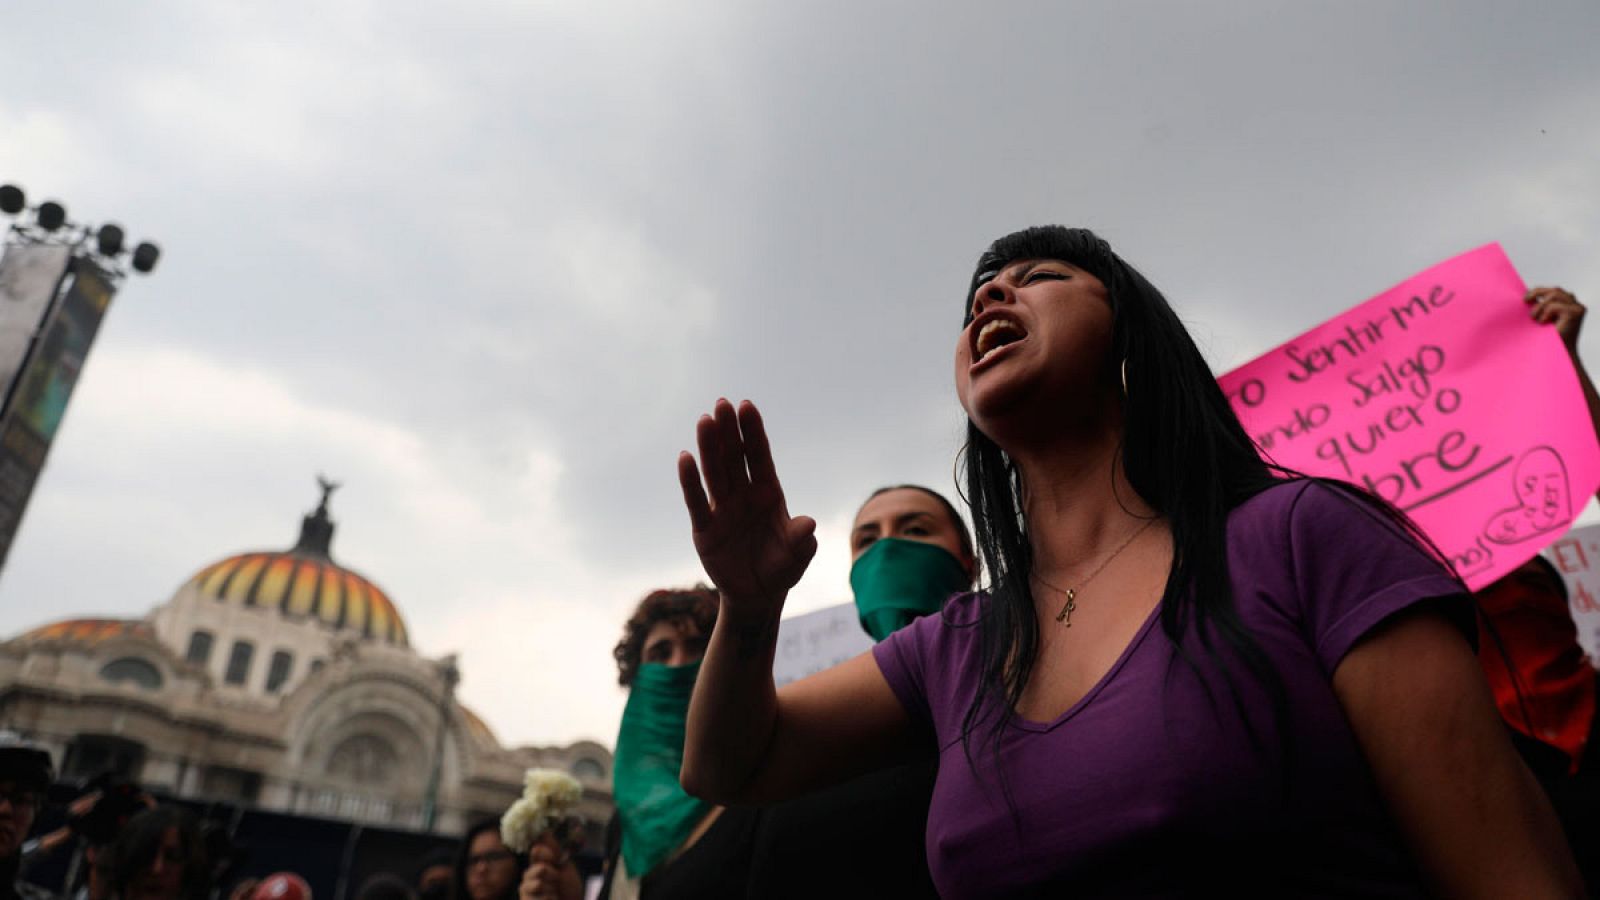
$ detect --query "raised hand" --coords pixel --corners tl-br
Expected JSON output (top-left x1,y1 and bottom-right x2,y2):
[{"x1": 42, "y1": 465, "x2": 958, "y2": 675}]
[
  {"x1": 1527, "y1": 285, "x2": 1585, "y2": 355},
  {"x1": 677, "y1": 399, "x2": 817, "y2": 618}
]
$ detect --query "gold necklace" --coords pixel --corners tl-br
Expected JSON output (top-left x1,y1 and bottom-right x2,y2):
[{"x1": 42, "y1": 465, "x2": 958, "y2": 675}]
[{"x1": 1032, "y1": 517, "x2": 1158, "y2": 627}]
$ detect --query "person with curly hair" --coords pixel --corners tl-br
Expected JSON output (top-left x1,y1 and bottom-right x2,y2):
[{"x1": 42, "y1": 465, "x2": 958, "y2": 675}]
[
  {"x1": 599, "y1": 586, "x2": 751, "y2": 900},
  {"x1": 611, "y1": 588, "x2": 717, "y2": 690}
]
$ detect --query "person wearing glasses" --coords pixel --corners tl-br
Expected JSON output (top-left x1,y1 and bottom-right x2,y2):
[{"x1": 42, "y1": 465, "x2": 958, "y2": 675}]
[{"x1": 453, "y1": 822, "x2": 523, "y2": 900}]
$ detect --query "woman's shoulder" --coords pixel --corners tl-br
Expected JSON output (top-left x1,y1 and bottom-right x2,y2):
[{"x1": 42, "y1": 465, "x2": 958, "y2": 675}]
[
  {"x1": 1226, "y1": 477, "x2": 1467, "y2": 657},
  {"x1": 1229, "y1": 477, "x2": 1401, "y2": 536},
  {"x1": 939, "y1": 590, "x2": 988, "y2": 627},
  {"x1": 1231, "y1": 477, "x2": 1328, "y2": 514},
  {"x1": 872, "y1": 592, "x2": 990, "y2": 727},
  {"x1": 1224, "y1": 477, "x2": 1454, "y2": 594},
  {"x1": 879, "y1": 591, "x2": 987, "y2": 660}
]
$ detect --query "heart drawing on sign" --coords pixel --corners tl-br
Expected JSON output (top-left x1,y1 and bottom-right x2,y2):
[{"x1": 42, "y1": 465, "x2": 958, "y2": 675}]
[{"x1": 1483, "y1": 446, "x2": 1572, "y2": 546}]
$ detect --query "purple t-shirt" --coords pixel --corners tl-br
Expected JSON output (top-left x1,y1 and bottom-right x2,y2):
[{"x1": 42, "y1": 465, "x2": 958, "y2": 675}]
[{"x1": 873, "y1": 481, "x2": 1469, "y2": 899}]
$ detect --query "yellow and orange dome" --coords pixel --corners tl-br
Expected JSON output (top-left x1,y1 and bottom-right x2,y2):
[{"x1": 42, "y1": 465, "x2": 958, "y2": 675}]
[
  {"x1": 16, "y1": 618, "x2": 154, "y2": 646},
  {"x1": 181, "y1": 482, "x2": 409, "y2": 647},
  {"x1": 186, "y1": 551, "x2": 408, "y2": 647}
]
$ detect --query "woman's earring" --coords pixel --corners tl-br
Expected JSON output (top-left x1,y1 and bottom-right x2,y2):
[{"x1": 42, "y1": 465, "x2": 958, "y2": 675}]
[{"x1": 1120, "y1": 358, "x2": 1129, "y2": 398}]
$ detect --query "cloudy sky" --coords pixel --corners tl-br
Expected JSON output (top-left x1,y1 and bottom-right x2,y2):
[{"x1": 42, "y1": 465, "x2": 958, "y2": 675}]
[{"x1": 2, "y1": 1, "x2": 1598, "y2": 749}]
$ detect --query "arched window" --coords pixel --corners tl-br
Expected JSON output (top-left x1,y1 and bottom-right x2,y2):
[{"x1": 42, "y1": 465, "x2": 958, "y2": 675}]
[
  {"x1": 225, "y1": 640, "x2": 255, "y2": 686},
  {"x1": 571, "y1": 757, "x2": 605, "y2": 780},
  {"x1": 265, "y1": 651, "x2": 294, "y2": 693},
  {"x1": 185, "y1": 630, "x2": 214, "y2": 666},
  {"x1": 327, "y1": 734, "x2": 399, "y2": 786},
  {"x1": 99, "y1": 657, "x2": 164, "y2": 691}
]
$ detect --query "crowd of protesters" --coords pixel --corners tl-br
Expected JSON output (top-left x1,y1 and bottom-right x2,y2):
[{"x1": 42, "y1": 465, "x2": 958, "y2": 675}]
[
  {"x1": 5, "y1": 227, "x2": 1599, "y2": 898},
  {"x1": 661, "y1": 227, "x2": 1597, "y2": 898}
]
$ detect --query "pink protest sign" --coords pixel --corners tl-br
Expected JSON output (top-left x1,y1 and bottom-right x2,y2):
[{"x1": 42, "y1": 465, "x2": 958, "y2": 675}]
[{"x1": 1218, "y1": 244, "x2": 1600, "y2": 589}]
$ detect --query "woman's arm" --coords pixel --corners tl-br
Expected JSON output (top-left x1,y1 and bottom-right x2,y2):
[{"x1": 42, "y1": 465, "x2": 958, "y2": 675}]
[
  {"x1": 1529, "y1": 286, "x2": 1596, "y2": 501},
  {"x1": 694, "y1": 649, "x2": 919, "y2": 804},
  {"x1": 676, "y1": 400, "x2": 919, "y2": 803},
  {"x1": 1334, "y1": 607, "x2": 1584, "y2": 898}
]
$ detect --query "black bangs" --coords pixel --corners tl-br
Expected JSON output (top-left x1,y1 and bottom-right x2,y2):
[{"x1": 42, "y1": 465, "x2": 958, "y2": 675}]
[{"x1": 964, "y1": 226, "x2": 1118, "y2": 322}]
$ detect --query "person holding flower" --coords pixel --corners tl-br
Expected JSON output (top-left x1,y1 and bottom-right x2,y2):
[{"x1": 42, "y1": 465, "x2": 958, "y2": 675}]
[{"x1": 502, "y1": 770, "x2": 584, "y2": 900}]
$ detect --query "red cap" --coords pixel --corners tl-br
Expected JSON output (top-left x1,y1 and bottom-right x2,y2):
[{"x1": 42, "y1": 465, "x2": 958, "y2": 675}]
[{"x1": 252, "y1": 874, "x2": 312, "y2": 900}]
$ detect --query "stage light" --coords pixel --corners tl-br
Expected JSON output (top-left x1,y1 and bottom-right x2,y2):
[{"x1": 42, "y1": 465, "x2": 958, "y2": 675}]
[
  {"x1": 36, "y1": 202, "x2": 67, "y2": 231},
  {"x1": 131, "y1": 241, "x2": 160, "y2": 274},
  {"x1": 0, "y1": 185, "x2": 23, "y2": 215},
  {"x1": 96, "y1": 223, "x2": 126, "y2": 257},
  {"x1": 4, "y1": 185, "x2": 161, "y2": 279}
]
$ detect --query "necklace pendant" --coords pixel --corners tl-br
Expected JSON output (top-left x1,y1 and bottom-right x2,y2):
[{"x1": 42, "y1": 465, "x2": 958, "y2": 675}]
[{"x1": 1054, "y1": 589, "x2": 1076, "y2": 626}]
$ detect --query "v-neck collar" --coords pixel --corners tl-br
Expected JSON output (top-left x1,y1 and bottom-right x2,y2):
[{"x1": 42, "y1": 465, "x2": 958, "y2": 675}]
[{"x1": 1009, "y1": 599, "x2": 1165, "y2": 732}]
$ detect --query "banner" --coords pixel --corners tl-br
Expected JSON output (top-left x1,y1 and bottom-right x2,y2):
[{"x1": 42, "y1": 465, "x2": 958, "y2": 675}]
[
  {"x1": 772, "y1": 602, "x2": 873, "y2": 688},
  {"x1": 1544, "y1": 525, "x2": 1600, "y2": 666},
  {"x1": 0, "y1": 258, "x2": 118, "y2": 568},
  {"x1": 1219, "y1": 244, "x2": 1600, "y2": 589},
  {"x1": 0, "y1": 243, "x2": 73, "y2": 409}
]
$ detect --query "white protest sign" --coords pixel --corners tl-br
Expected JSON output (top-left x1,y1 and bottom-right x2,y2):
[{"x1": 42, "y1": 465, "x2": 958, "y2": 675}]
[
  {"x1": 1543, "y1": 524, "x2": 1600, "y2": 666},
  {"x1": 772, "y1": 602, "x2": 873, "y2": 688}
]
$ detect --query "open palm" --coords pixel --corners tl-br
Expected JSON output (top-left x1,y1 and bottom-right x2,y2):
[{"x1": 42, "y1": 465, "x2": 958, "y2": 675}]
[{"x1": 677, "y1": 399, "x2": 817, "y2": 614}]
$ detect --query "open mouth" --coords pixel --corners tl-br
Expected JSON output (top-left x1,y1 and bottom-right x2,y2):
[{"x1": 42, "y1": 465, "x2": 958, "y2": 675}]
[{"x1": 974, "y1": 316, "x2": 1027, "y2": 363}]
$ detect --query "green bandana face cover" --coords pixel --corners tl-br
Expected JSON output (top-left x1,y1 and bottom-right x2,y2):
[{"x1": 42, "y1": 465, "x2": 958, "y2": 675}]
[
  {"x1": 850, "y1": 537, "x2": 970, "y2": 642},
  {"x1": 612, "y1": 660, "x2": 711, "y2": 878}
]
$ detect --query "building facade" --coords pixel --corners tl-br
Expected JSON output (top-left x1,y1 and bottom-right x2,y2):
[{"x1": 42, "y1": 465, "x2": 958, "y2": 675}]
[{"x1": 0, "y1": 485, "x2": 611, "y2": 836}]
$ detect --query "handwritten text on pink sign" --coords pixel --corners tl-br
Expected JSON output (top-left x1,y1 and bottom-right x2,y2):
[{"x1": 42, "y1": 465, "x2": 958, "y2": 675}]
[{"x1": 1219, "y1": 244, "x2": 1600, "y2": 589}]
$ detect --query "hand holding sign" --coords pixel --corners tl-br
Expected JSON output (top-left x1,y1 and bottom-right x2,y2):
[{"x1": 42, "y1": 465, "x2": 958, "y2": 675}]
[
  {"x1": 1219, "y1": 245, "x2": 1600, "y2": 589},
  {"x1": 1527, "y1": 286, "x2": 1586, "y2": 354}
]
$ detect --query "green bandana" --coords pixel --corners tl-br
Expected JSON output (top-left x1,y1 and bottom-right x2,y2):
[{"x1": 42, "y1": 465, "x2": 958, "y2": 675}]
[
  {"x1": 612, "y1": 660, "x2": 711, "y2": 878},
  {"x1": 850, "y1": 538, "x2": 970, "y2": 642}
]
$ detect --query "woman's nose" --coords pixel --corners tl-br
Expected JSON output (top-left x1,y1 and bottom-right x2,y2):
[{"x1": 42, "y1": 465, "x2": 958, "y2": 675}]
[{"x1": 969, "y1": 279, "x2": 1014, "y2": 319}]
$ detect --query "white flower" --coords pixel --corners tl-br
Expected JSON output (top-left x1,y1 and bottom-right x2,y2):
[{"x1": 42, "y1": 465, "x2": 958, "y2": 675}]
[
  {"x1": 500, "y1": 769, "x2": 585, "y2": 853},
  {"x1": 524, "y1": 769, "x2": 583, "y2": 807}
]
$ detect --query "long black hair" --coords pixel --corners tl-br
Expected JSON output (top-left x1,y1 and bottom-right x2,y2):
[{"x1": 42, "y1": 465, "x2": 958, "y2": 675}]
[{"x1": 955, "y1": 226, "x2": 1442, "y2": 801}]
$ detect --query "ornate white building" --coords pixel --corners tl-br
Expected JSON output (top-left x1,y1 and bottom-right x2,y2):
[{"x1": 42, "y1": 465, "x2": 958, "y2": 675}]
[{"x1": 0, "y1": 484, "x2": 612, "y2": 836}]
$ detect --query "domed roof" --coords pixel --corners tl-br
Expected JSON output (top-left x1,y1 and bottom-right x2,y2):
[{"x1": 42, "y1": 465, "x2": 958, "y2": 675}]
[
  {"x1": 183, "y1": 480, "x2": 409, "y2": 648},
  {"x1": 456, "y1": 703, "x2": 499, "y2": 746},
  {"x1": 14, "y1": 618, "x2": 154, "y2": 646}
]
